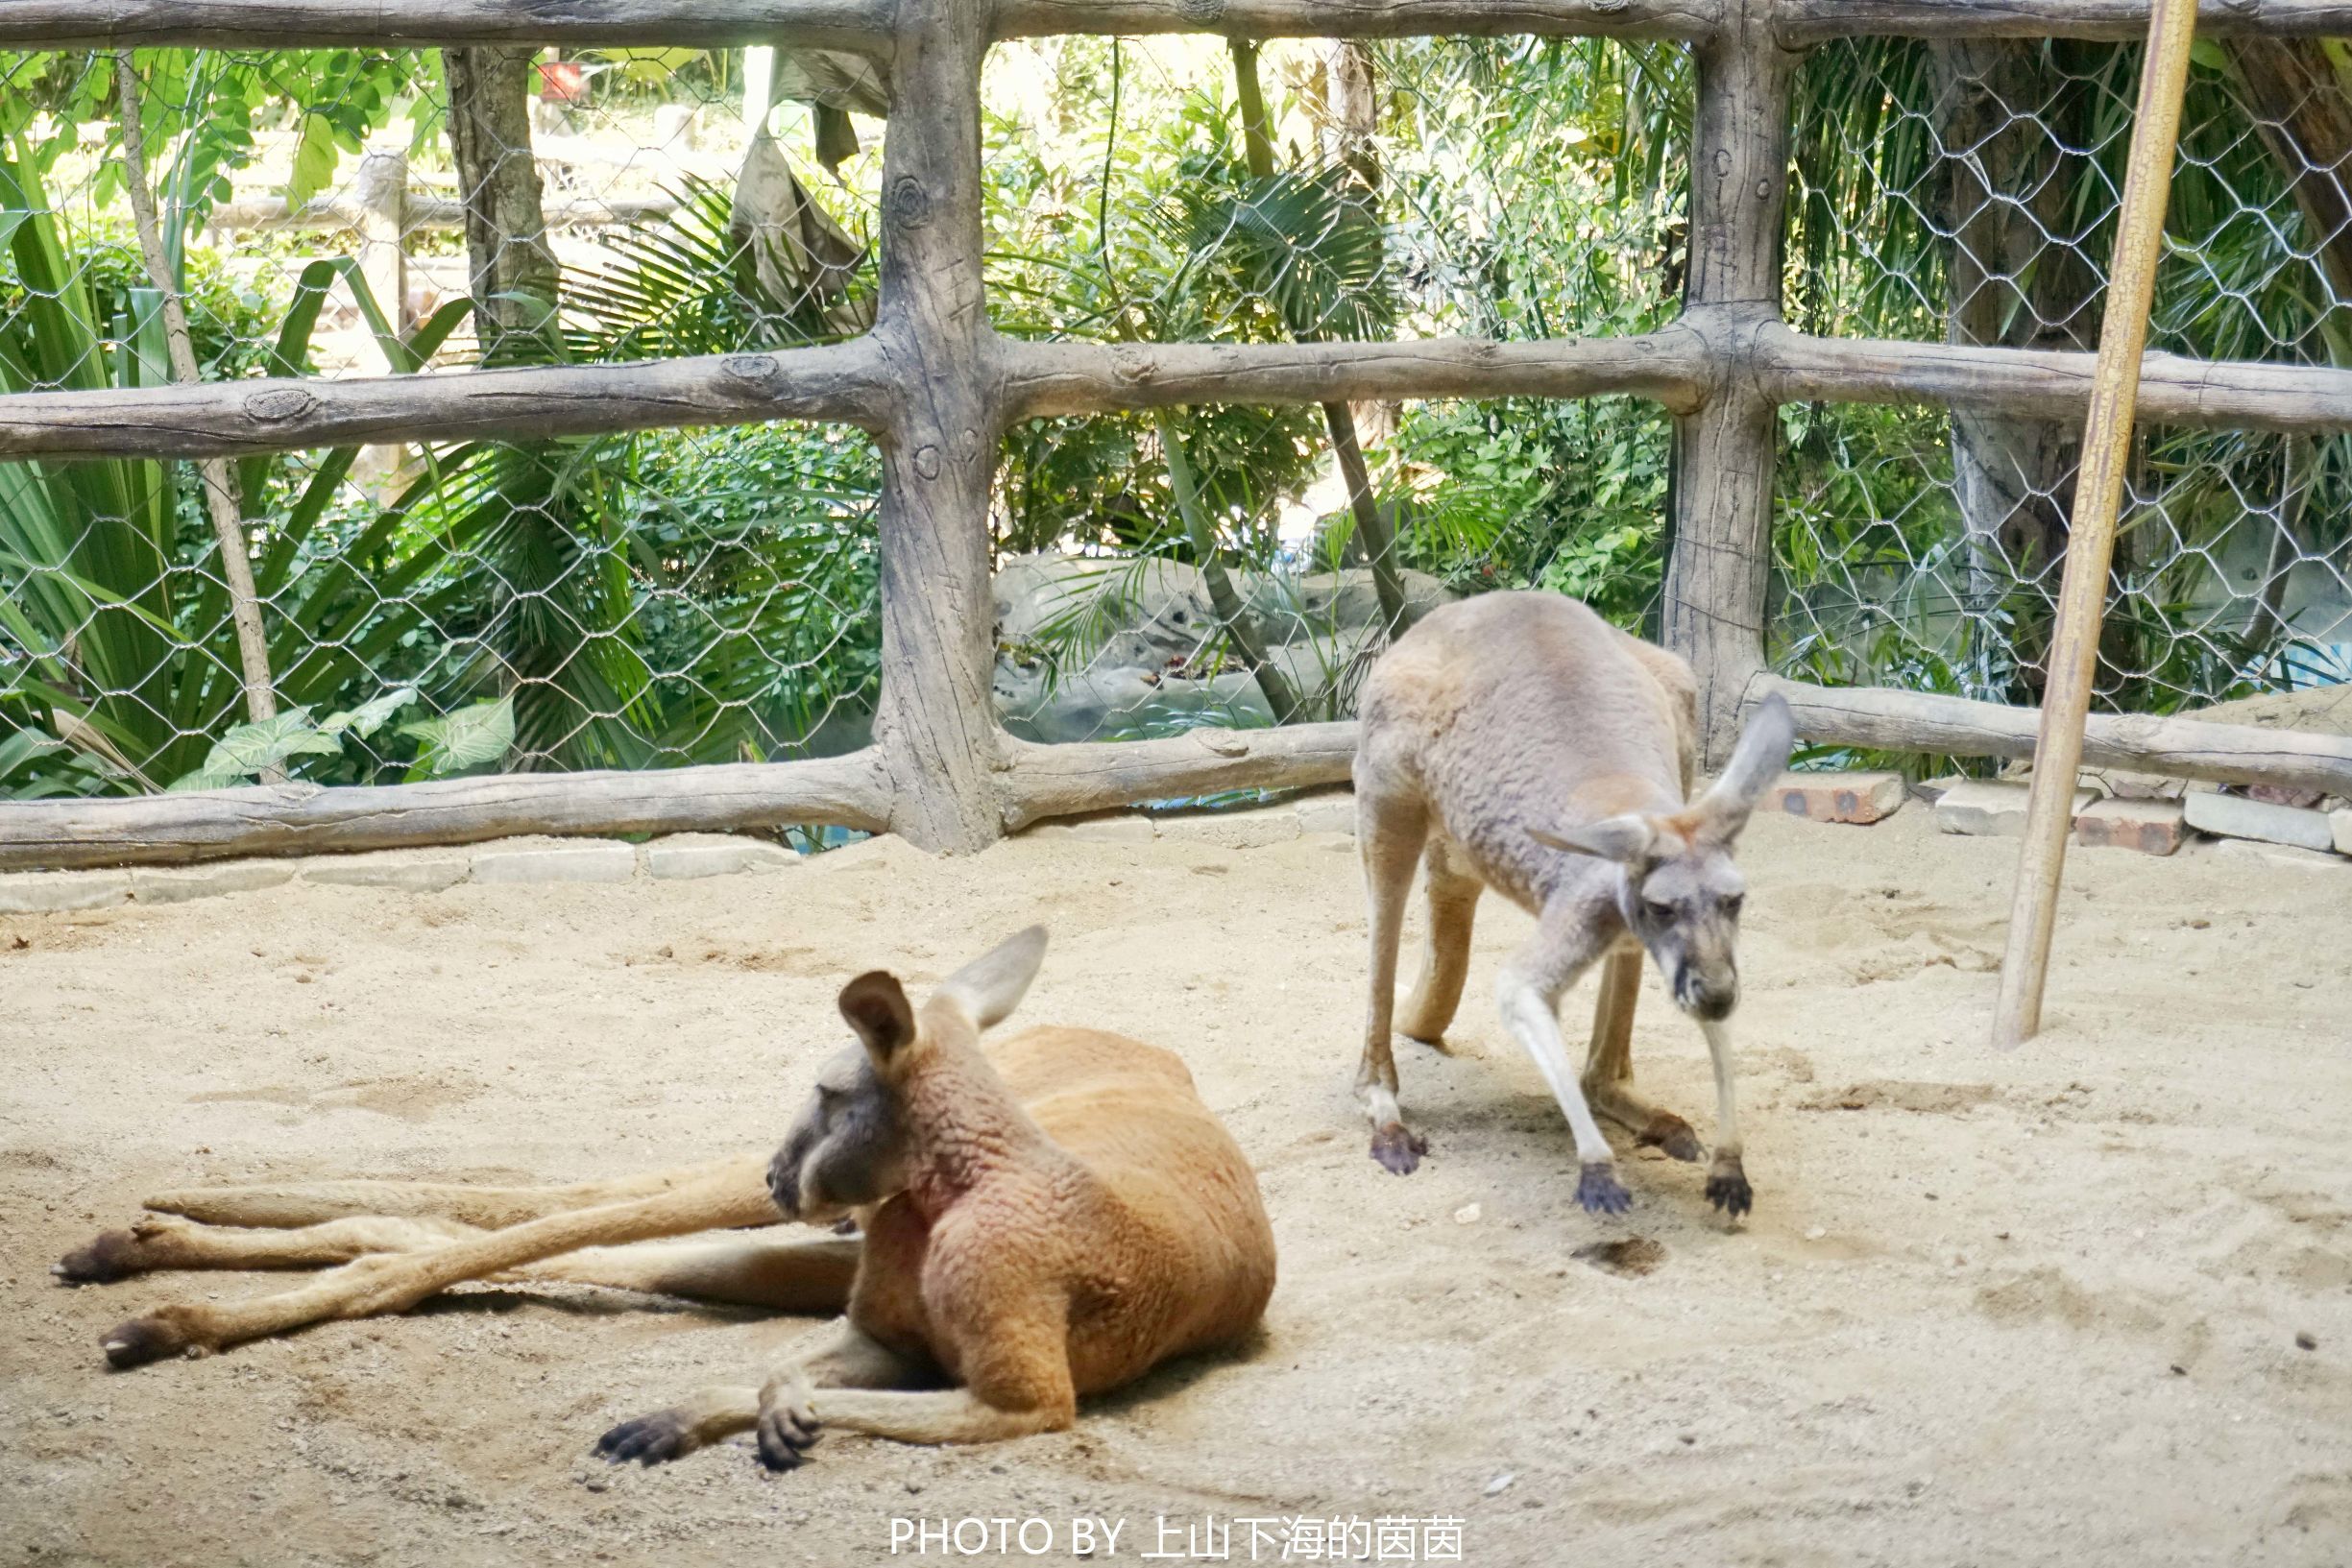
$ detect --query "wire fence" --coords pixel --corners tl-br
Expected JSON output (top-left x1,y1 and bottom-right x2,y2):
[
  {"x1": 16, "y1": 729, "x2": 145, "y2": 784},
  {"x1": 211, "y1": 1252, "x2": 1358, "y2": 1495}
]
[{"x1": 4, "y1": 34, "x2": 2348, "y2": 804}]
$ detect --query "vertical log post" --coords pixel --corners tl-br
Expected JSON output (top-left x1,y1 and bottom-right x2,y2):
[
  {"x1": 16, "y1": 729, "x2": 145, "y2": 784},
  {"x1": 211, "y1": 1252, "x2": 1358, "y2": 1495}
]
[
  {"x1": 1661, "y1": 0, "x2": 1795, "y2": 765},
  {"x1": 867, "y1": 0, "x2": 1005, "y2": 851},
  {"x1": 353, "y1": 142, "x2": 411, "y2": 343},
  {"x1": 351, "y1": 142, "x2": 412, "y2": 490},
  {"x1": 1992, "y1": 0, "x2": 2199, "y2": 1049}
]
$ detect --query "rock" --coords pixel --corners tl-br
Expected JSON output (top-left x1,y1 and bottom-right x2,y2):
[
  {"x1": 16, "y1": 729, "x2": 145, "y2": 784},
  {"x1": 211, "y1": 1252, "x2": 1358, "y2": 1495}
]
[
  {"x1": 1770, "y1": 771, "x2": 1903, "y2": 825},
  {"x1": 643, "y1": 833, "x2": 797, "y2": 880},
  {"x1": 300, "y1": 849, "x2": 472, "y2": 892},
  {"x1": 2210, "y1": 838, "x2": 2351, "y2": 876},
  {"x1": 470, "y1": 837, "x2": 641, "y2": 884},
  {"x1": 1483, "y1": 1473, "x2": 1515, "y2": 1497},
  {"x1": 0, "y1": 870, "x2": 133, "y2": 914},
  {"x1": 1018, "y1": 813, "x2": 1156, "y2": 845},
  {"x1": 2080, "y1": 766, "x2": 2185, "y2": 802},
  {"x1": 2181, "y1": 789, "x2": 2336, "y2": 853},
  {"x1": 130, "y1": 860, "x2": 296, "y2": 905},
  {"x1": 2073, "y1": 798, "x2": 2186, "y2": 856},
  {"x1": 1151, "y1": 806, "x2": 1299, "y2": 850},
  {"x1": 1453, "y1": 1203, "x2": 1482, "y2": 1225},
  {"x1": 1296, "y1": 792, "x2": 1357, "y2": 835},
  {"x1": 1934, "y1": 782, "x2": 2092, "y2": 837}
]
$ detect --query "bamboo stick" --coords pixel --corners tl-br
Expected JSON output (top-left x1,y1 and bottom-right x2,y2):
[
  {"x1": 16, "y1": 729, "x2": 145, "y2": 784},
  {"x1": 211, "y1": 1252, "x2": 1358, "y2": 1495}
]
[{"x1": 1990, "y1": 0, "x2": 2199, "y2": 1049}]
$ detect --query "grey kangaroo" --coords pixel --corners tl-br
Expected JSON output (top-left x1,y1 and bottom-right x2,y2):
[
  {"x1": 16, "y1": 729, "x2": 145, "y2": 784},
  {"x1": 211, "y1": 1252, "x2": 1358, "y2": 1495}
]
[{"x1": 1349, "y1": 591, "x2": 1794, "y2": 1217}]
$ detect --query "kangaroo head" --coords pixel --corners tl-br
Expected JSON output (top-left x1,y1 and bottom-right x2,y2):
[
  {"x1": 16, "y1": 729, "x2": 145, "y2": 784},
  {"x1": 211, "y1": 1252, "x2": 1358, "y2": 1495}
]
[
  {"x1": 1530, "y1": 694, "x2": 1794, "y2": 1024},
  {"x1": 766, "y1": 926, "x2": 1050, "y2": 1223}
]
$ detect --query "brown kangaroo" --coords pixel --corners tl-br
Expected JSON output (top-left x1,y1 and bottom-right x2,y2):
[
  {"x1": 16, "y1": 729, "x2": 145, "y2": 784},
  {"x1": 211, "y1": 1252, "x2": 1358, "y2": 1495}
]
[
  {"x1": 56, "y1": 929, "x2": 1278, "y2": 1469},
  {"x1": 1349, "y1": 591, "x2": 1794, "y2": 1217}
]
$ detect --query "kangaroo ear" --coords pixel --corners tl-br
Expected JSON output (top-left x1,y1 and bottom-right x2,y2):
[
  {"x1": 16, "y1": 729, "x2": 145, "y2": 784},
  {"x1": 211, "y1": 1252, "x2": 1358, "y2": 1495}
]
[
  {"x1": 936, "y1": 925, "x2": 1049, "y2": 1031},
  {"x1": 1694, "y1": 691, "x2": 1796, "y2": 846},
  {"x1": 838, "y1": 971, "x2": 918, "y2": 1065},
  {"x1": 1530, "y1": 814, "x2": 1658, "y2": 865}
]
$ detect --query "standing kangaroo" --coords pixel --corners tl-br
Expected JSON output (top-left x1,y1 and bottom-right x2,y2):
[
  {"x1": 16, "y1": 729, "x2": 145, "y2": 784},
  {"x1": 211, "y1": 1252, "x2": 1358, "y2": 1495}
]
[
  {"x1": 1350, "y1": 591, "x2": 1794, "y2": 1217},
  {"x1": 57, "y1": 929, "x2": 1277, "y2": 1469}
]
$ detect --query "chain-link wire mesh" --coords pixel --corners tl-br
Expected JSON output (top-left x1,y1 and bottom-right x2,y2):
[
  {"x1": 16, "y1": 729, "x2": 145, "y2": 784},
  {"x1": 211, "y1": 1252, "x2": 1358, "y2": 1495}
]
[
  {"x1": 7, "y1": 34, "x2": 2350, "y2": 802},
  {"x1": 982, "y1": 36, "x2": 1685, "y2": 745},
  {"x1": 1, "y1": 47, "x2": 885, "y2": 800},
  {"x1": 1782, "y1": 36, "x2": 2352, "y2": 734}
]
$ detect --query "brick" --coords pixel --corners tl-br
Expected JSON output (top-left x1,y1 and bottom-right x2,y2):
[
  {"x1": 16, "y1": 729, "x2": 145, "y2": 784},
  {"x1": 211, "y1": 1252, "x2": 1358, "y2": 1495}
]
[
  {"x1": 1019, "y1": 812, "x2": 1156, "y2": 844},
  {"x1": 2181, "y1": 789, "x2": 2336, "y2": 853},
  {"x1": 469, "y1": 837, "x2": 640, "y2": 884},
  {"x1": 1295, "y1": 793, "x2": 1358, "y2": 835},
  {"x1": 1151, "y1": 805, "x2": 1300, "y2": 849},
  {"x1": 1934, "y1": 781, "x2": 2094, "y2": 837},
  {"x1": 130, "y1": 860, "x2": 296, "y2": 905},
  {"x1": 2212, "y1": 837, "x2": 2352, "y2": 876},
  {"x1": 1770, "y1": 770, "x2": 1904, "y2": 825},
  {"x1": 2072, "y1": 797, "x2": 2186, "y2": 856},
  {"x1": 0, "y1": 870, "x2": 132, "y2": 914},
  {"x1": 2334, "y1": 808, "x2": 2352, "y2": 857},
  {"x1": 643, "y1": 833, "x2": 797, "y2": 880},
  {"x1": 300, "y1": 849, "x2": 472, "y2": 892}
]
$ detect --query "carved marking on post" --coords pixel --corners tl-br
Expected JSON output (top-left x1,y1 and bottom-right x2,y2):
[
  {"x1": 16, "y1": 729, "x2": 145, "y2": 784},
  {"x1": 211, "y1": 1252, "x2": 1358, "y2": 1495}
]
[
  {"x1": 1176, "y1": 0, "x2": 1225, "y2": 21},
  {"x1": 887, "y1": 175, "x2": 934, "y2": 230},
  {"x1": 722, "y1": 353, "x2": 780, "y2": 385},
  {"x1": 245, "y1": 388, "x2": 319, "y2": 422},
  {"x1": 912, "y1": 444, "x2": 943, "y2": 479}
]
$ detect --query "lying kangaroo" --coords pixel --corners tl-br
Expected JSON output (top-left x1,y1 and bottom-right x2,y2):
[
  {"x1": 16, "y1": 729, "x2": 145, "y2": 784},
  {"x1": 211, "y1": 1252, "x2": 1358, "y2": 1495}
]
[
  {"x1": 57, "y1": 928, "x2": 1277, "y2": 1468},
  {"x1": 1351, "y1": 591, "x2": 1794, "y2": 1217}
]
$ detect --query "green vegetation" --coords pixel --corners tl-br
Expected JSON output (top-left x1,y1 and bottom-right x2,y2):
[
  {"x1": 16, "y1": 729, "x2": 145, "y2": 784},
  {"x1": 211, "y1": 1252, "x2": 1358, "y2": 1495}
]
[{"x1": 3, "y1": 36, "x2": 2344, "y2": 800}]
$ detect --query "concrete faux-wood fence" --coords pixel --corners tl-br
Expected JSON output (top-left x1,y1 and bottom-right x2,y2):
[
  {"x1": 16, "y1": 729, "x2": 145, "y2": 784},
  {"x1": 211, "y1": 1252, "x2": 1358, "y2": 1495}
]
[{"x1": 5, "y1": 0, "x2": 2348, "y2": 872}]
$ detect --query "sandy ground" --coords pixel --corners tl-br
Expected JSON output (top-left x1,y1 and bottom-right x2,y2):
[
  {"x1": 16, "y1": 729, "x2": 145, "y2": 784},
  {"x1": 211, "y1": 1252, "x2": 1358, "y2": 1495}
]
[{"x1": 3, "y1": 807, "x2": 2349, "y2": 1568}]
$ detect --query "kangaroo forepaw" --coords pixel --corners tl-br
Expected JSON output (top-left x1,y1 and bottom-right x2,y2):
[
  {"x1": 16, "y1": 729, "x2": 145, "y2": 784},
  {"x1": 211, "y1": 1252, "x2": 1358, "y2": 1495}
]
[
  {"x1": 100, "y1": 1307, "x2": 206, "y2": 1369},
  {"x1": 1369, "y1": 1122, "x2": 1428, "y2": 1176},
  {"x1": 1635, "y1": 1113, "x2": 1705, "y2": 1164},
  {"x1": 1705, "y1": 1158, "x2": 1753, "y2": 1219},
  {"x1": 756, "y1": 1398, "x2": 821, "y2": 1472},
  {"x1": 55, "y1": 1228, "x2": 148, "y2": 1286},
  {"x1": 1576, "y1": 1162, "x2": 1632, "y2": 1216},
  {"x1": 597, "y1": 1411, "x2": 701, "y2": 1467}
]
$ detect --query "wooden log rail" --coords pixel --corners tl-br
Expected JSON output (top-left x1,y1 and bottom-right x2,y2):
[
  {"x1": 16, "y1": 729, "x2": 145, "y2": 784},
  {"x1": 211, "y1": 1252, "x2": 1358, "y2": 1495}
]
[
  {"x1": 19, "y1": 325, "x2": 2352, "y2": 464},
  {"x1": 10, "y1": 686, "x2": 2345, "y2": 870},
  {"x1": 8, "y1": 0, "x2": 2352, "y2": 874},
  {"x1": 11, "y1": 0, "x2": 2352, "y2": 47}
]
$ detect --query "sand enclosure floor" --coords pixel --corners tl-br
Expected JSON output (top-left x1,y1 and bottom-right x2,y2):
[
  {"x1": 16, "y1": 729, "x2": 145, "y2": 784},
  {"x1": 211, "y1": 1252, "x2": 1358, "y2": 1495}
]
[{"x1": 3, "y1": 808, "x2": 2349, "y2": 1567}]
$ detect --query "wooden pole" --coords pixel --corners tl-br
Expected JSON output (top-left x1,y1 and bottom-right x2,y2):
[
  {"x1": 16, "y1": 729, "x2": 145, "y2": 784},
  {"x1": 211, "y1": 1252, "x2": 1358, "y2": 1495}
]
[
  {"x1": 865, "y1": 0, "x2": 1005, "y2": 852},
  {"x1": 1991, "y1": 0, "x2": 2199, "y2": 1049},
  {"x1": 1661, "y1": 0, "x2": 1793, "y2": 765},
  {"x1": 111, "y1": 49, "x2": 279, "y2": 729}
]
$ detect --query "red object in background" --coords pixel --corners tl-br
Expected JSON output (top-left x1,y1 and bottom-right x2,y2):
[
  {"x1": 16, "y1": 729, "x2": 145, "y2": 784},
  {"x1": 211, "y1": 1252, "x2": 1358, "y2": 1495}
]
[{"x1": 537, "y1": 60, "x2": 587, "y2": 103}]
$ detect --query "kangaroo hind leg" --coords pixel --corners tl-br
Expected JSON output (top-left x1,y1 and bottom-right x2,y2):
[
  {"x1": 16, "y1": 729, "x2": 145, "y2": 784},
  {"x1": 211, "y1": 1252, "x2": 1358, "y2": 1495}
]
[{"x1": 1395, "y1": 833, "x2": 1482, "y2": 1049}]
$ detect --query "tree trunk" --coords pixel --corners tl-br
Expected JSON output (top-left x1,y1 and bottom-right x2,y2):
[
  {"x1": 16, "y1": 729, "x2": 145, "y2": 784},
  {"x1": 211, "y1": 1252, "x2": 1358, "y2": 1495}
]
[
  {"x1": 444, "y1": 47, "x2": 558, "y2": 363},
  {"x1": 2228, "y1": 36, "x2": 2352, "y2": 308},
  {"x1": 1929, "y1": 38, "x2": 2099, "y2": 701}
]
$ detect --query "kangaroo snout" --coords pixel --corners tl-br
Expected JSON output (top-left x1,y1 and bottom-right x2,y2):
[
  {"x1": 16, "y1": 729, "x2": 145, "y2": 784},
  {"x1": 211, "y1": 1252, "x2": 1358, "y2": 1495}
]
[
  {"x1": 766, "y1": 1146, "x2": 803, "y2": 1219},
  {"x1": 1676, "y1": 966, "x2": 1738, "y2": 1022}
]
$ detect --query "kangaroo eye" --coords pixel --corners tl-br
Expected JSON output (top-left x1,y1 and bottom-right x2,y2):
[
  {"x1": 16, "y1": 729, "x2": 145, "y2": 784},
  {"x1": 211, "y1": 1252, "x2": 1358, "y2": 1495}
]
[
  {"x1": 1723, "y1": 894, "x2": 1746, "y2": 918},
  {"x1": 1643, "y1": 899, "x2": 1674, "y2": 923}
]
